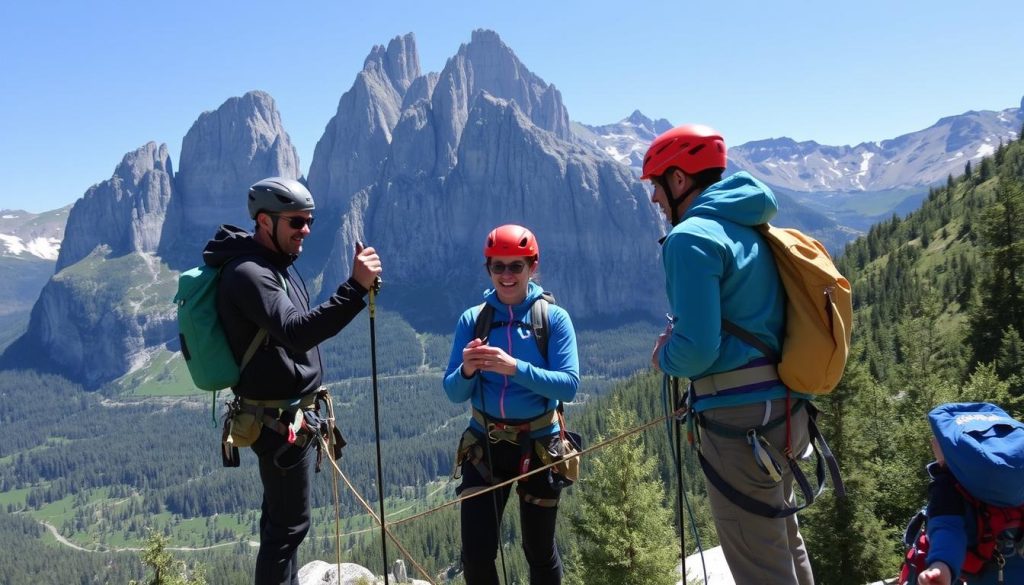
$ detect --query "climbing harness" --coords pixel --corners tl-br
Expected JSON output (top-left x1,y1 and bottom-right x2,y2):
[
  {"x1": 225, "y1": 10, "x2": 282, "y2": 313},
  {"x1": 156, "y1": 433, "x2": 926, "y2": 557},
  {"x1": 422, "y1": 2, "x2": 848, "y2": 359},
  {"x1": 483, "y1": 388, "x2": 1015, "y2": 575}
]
[
  {"x1": 220, "y1": 388, "x2": 344, "y2": 470},
  {"x1": 692, "y1": 386, "x2": 845, "y2": 518}
]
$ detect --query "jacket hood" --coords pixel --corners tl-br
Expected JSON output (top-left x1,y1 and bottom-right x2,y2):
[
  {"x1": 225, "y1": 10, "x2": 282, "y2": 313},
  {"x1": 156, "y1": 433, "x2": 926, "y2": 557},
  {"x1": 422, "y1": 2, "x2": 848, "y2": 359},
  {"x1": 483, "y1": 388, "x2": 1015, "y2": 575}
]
[
  {"x1": 483, "y1": 281, "x2": 545, "y2": 311},
  {"x1": 202, "y1": 224, "x2": 292, "y2": 269},
  {"x1": 683, "y1": 171, "x2": 778, "y2": 227}
]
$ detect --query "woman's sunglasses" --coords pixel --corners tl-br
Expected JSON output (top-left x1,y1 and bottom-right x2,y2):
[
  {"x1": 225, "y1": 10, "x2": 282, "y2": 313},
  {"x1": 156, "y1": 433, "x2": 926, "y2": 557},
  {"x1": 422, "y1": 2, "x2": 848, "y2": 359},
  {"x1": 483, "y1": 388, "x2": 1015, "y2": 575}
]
[
  {"x1": 488, "y1": 261, "x2": 528, "y2": 275},
  {"x1": 271, "y1": 214, "x2": 315, "y2": 229}
]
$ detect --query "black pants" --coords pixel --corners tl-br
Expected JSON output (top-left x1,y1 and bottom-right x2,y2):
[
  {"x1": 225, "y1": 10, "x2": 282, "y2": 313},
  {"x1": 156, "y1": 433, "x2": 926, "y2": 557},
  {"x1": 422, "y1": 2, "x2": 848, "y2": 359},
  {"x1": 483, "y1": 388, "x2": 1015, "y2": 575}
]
[
  {"x1": 459, "y1": 437, "x2": 563, "y2": 585},
  {"x1": 251, "y1": 425, "x2": 314, "y2": 585}
]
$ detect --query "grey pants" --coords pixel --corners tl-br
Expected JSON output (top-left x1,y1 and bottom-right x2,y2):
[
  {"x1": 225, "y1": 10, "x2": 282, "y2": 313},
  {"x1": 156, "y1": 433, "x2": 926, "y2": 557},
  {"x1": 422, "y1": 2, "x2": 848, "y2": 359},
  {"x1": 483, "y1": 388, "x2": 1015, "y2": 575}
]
[{"x1": 698, "y1": 398, "x2": 815, "y2": 585}]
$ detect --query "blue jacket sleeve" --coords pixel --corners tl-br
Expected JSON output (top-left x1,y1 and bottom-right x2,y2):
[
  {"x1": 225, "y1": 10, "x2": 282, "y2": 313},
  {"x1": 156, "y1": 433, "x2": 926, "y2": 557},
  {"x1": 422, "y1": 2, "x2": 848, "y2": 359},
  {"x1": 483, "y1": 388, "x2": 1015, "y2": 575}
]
[
  {"x1": 443, "y1": 307, "x2": 480, "y2": 403},
  {"x1": 658, "y1": 230, "x2": 724, "y2": 377},
  {"x1": 924, "y1": 463, "x2": 967, "y2": 575},
  {"x1": 512, "y1": 307, "x2": 580, "y2": 402}
]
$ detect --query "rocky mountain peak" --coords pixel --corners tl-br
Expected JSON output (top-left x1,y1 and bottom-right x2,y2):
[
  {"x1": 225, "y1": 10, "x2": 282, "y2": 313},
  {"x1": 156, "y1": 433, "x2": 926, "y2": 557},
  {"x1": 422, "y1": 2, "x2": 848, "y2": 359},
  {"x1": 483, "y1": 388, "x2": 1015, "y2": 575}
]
[
  {"x1": 158, "y1": 90, "x2": 300, "y2": 268},
  {"x1": 360, "y1": 86, "x2": 665, "y2": 329},
  {"x1": 429, "y1": 29, "x2": 572, "y2": 173},
  {"x1": 363, "y1": 33, "x2": 420, "y2": 96},
  {"x1": 56, "y1": 141, "x2": 173, "y2": 272},
  {"x1": 625, "y1": 110, "x2": 673, "y2": 135},
  {"x1": 306, "y1": 34, "x2": 421, "y2": 216}
]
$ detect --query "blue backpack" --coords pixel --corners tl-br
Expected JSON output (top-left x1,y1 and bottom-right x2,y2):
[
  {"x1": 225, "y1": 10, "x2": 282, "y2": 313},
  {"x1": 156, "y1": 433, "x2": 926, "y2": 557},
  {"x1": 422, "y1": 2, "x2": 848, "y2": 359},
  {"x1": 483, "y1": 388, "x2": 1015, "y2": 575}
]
[{"x1": 928, "y1": 402, "x2": 1024, "y2": 507}]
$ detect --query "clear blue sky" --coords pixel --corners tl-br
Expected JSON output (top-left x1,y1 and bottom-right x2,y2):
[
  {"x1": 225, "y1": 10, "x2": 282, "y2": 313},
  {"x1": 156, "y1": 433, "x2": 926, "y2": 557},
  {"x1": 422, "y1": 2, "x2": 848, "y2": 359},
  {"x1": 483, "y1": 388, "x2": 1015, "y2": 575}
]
[{"x1": 3, "y1": 0, "x2": 1022, "y2": 213}]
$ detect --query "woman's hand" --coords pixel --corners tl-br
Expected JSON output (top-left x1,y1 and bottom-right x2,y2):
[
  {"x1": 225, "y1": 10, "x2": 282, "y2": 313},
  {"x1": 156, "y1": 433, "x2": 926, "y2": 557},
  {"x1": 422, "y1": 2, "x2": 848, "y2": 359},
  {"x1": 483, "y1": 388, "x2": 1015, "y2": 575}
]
[
  {"x1": 917, "y1": 562, "x2": 952, "y2": 585},
  {"x1": 463, "y1": 342, "x2": 518, "y2": 377},
  {"x1": 461, "y1": 338, "x2": 485, "y2": 377}
]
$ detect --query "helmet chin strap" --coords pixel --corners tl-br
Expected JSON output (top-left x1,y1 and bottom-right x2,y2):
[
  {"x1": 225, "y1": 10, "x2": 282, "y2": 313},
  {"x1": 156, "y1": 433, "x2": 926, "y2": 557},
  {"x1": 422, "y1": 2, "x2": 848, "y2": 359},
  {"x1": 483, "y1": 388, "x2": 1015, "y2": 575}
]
[
  {"x1": 657, "y1": 174, "x2": 701, "y2": 226},
  {"x1": 267, "y1": 217, "x2": 298, "y2": 261}
]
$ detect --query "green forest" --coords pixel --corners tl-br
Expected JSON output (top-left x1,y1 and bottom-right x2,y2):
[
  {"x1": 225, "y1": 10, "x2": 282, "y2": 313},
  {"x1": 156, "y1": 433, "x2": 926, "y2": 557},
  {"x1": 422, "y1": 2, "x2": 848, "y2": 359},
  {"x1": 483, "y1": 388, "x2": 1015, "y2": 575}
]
[{"x1": 1, "y1": 130, "x2": 1023, "y2": 584}]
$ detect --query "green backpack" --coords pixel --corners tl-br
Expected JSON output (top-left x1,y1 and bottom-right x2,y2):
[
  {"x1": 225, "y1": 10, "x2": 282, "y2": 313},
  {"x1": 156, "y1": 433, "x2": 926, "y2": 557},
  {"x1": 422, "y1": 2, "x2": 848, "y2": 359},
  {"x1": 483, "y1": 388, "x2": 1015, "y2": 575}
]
[{"x1": 174, "y1": 258, "x2": 285, "y2": 394}]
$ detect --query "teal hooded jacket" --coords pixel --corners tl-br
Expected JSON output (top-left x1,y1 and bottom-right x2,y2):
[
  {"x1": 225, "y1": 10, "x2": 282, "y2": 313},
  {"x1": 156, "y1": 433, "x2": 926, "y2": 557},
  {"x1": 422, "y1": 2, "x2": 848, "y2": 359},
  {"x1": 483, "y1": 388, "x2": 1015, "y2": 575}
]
[{"x1": 657, "y1": 171, "x2": 809, "y2": 412}]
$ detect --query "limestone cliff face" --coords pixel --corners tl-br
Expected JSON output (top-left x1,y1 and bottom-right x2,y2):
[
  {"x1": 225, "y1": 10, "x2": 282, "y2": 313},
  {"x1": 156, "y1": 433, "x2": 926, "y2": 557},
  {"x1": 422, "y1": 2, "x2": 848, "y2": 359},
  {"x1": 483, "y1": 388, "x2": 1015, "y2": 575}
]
[
  {"x1": 363, "y1": 93, "x2": 665, "y2": 328},
  {"x1": 159, "y1": 91, "x2": 300, "y2": 268},
  {"x1": 15, "y1": 249, "x2": 177, "y2": 388},
  {"x1": 303, "y1": 35, "x2": 422, "y2": 281},
  {"x1": 307, "y1": 34, "x2": 420, "y2": 214},
  {"x1": 311, "y1": 31, "x2": 664, "y2": 328},
  {"x1": 56, "y1": 143, "x2": 173, "y2": 272},
  {"x1": 430, "y1": 29, "x2": 572, "y2": 174}
]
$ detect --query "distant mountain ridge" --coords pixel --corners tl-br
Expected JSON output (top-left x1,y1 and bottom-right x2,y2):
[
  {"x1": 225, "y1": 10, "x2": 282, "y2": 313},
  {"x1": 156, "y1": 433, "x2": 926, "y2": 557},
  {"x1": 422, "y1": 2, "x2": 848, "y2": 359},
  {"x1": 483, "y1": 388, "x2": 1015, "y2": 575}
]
[
  {"x1": 4, "y1": 29, "x2": 1020, "y2": 390},
  {"x1": 580, "y1": 97, "x2": 1024, "y2": 192}
]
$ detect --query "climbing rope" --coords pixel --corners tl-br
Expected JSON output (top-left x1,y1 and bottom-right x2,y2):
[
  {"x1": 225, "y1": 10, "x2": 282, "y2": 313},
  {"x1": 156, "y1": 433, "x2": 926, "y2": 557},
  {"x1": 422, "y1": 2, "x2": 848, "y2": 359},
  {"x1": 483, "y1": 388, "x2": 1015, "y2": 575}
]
[
  {"x1": 319, "y1": 387, "x2": 697, "y2": 583},
  {"x1": 317, "y1": 434, "x2": 438, "y2": 585}
]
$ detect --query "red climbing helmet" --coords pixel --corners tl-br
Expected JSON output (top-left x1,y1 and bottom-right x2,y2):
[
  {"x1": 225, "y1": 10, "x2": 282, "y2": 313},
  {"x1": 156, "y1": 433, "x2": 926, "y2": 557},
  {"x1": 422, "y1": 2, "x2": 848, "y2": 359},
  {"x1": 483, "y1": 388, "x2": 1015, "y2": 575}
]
[
  {"x1": 484, "y1": 224, "x2": 539, "y2": 259},
  {"x1": 641, "y1": 124, "x2": 727, "y2": 180}
]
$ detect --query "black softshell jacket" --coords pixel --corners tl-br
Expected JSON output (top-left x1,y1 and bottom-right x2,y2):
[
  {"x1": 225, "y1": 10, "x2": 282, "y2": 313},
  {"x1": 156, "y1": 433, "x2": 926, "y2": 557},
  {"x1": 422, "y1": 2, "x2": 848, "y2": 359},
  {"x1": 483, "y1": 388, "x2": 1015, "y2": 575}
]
[{"x1": 203, "y1": 225, "x2": 368, "y2": 401}]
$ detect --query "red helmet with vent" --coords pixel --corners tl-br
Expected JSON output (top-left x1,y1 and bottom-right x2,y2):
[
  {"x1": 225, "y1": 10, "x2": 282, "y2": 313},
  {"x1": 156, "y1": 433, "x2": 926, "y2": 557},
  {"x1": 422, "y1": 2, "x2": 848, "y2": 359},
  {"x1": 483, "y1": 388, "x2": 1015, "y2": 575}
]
[
  {"x1": 484, "y1": 224, "x2": 539, "y2": 259},
  {"x1": 641, "y1": 124, "x2": 727, "y2": 180}
]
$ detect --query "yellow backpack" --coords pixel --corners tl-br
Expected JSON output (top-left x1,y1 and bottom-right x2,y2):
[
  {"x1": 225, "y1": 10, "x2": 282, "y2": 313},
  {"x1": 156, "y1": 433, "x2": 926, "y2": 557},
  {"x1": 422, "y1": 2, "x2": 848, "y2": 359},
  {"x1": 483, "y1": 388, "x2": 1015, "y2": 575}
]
[{"x1": 723, "y1": 224, "x2": 853, "y2": 394}]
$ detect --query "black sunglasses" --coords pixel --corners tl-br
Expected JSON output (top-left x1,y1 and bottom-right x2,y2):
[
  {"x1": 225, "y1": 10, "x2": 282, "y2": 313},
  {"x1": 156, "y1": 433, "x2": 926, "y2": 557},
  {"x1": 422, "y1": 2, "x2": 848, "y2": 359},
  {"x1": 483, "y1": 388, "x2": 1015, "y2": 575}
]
[
  {"x1": 270, "y1": 214, "x2": 315, "y2": 229},
  {"x1": 488, "y1": 261, "x2": 528, "y2": 275}
]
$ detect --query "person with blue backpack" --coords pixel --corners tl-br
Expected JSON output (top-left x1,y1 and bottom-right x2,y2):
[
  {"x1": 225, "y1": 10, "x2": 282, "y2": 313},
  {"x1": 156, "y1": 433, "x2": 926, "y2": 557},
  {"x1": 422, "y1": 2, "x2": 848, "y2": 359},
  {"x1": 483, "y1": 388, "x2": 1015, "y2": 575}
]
[
  {"x1": 203, "y1": 177, "x2": 381, "y2": 585},
  {"x1": 443, "y1": 224, "x2": 580, "y2": 585},
  {"x1": 910, "y1": 402, "x2": 1024, "y2": 585}
]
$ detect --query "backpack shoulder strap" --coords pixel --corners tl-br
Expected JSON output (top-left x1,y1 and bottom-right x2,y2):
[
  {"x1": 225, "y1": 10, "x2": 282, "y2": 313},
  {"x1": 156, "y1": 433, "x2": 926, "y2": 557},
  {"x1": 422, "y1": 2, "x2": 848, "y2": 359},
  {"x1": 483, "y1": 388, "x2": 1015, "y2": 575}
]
[
  {"x1": 720, "y1": 225, "x2": 782, "y2": 363},
  {"x1": 531, "y1": 292, "x2": 555, "y2": 360},
  {"x1": 473, "y1": 303, "x2": 495, "y2": 343},
  {"x1": 236, "y1": 261, "x2": 288, "y2": 373},
  {"x1": 721, "y1": 319, "x2": 780, "y2": 363}
]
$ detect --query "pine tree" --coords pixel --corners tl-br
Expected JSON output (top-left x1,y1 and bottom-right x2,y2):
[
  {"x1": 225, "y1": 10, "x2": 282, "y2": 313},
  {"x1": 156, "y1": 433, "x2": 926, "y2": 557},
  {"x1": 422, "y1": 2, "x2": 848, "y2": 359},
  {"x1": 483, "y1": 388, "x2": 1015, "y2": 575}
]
[
  {"x1": 980, "y1": 157, "x2": 994, "y2": 182},
  {"x1": 996, "y1": 326, "x2": 1024, "y2": 396},
  {"x1": 968, "y1": 176, "x2": 1024, "y2": 364},
  {"x1": 571, "y1": 403, "x2": 678, "y2": 585},
  {"x1": 802, "y1": 360, "x2": 903, "y2": 584},
  {"x1": 129, "y1": 531, "x2": 207, "y2": 585}
]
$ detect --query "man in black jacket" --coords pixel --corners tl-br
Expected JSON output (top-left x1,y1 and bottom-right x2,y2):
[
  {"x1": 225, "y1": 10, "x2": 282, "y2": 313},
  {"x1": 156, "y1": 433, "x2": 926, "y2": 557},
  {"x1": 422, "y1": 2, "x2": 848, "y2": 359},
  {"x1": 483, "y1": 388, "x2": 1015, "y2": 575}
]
[{"x1": 203, "y1": 176, "x2": 381, "y2": 585}]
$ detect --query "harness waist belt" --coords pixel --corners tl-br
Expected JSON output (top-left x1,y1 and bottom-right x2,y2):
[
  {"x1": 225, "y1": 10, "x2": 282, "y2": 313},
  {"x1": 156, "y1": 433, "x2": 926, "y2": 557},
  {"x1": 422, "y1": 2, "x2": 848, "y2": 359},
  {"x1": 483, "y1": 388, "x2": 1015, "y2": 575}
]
[
  {"x1": 239, "y1": 394, "x2": 317, "y2": 411},
  {"x1": 471, "y1": 408, "x2": 559, "y2": 440},
  {"x1": 692, "y1": 363, "x2": 780, "y2": 396}
]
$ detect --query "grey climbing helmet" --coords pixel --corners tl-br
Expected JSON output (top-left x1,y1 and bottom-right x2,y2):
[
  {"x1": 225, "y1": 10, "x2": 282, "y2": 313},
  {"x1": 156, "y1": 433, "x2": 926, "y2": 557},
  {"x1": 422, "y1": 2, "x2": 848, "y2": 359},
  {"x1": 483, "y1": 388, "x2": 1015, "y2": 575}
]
[{"x1": 247, "y1": 177, "x2": 315, "y2": 219}]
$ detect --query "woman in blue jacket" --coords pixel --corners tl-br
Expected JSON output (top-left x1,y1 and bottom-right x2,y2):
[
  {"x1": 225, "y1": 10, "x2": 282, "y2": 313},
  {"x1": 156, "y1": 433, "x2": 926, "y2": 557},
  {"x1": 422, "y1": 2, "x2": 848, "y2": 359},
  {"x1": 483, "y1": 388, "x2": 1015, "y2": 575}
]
[{"x1": 443, "y1": 224, "x2": 580, "y2": 585}]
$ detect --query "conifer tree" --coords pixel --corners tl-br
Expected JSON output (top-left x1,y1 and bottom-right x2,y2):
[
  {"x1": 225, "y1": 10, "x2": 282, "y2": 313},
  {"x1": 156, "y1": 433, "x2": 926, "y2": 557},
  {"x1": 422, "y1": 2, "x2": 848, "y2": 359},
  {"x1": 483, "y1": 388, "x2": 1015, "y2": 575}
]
[
  {"x1": 980, "y1": 157, "x2": 994, "y2": 182},
  {"x1": 571, "y1": 403, "x2": 678, "y2": 585},
  {"x1": 996, "y1": 326, "x2": 1024, "y2": 395},
  {"x1": 130, "y1": 531, "x2": 207, "y2": 585},
  {"x1": 968, "y1": 176, "x2": 1024, "y2": 364},
  {"x1": 802, "y1": 360, "x2": 902, "y2": 584}
]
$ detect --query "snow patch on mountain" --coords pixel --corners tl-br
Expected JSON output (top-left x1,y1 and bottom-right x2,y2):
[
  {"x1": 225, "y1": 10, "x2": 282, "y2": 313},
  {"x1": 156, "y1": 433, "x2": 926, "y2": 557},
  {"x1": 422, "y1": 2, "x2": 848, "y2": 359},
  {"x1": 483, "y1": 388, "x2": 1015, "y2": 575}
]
[{"x1": 1, "y1": 234, "x2": 62, "y2": 260}]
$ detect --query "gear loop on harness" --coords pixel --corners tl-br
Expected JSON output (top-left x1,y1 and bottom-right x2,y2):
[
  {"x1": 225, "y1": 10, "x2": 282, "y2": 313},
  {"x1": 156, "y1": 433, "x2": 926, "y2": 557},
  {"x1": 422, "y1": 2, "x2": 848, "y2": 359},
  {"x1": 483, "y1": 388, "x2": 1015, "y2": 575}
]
[{"x1": 220, "y1": 388, "x2": 344, "y2": 472}]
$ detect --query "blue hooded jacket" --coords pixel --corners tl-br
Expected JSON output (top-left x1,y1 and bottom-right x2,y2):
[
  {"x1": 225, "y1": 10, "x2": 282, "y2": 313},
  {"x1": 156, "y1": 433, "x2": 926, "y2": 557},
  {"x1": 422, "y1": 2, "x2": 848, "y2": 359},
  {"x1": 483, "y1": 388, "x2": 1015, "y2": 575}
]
[
  {"x1": 443, "y1": 281, "x2": 580, "y2": 436},
  {"x1": 658, "y1": 171, "x2": 809, "y2": 412}
]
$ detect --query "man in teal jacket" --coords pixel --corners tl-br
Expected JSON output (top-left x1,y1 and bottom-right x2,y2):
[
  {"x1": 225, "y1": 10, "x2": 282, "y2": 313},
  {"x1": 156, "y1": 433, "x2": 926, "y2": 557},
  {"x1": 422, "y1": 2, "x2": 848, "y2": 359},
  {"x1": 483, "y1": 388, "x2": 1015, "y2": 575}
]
[{"x1": 645, "y1": 125, "x2": 815, "y2": 585}]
